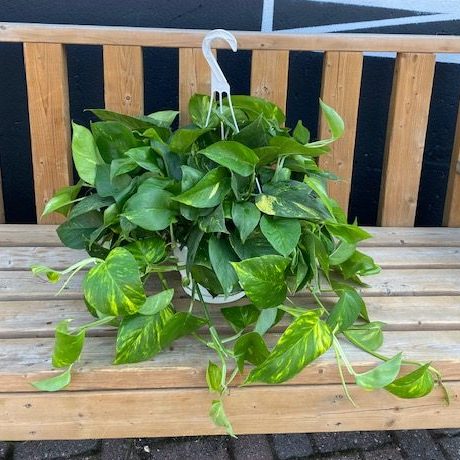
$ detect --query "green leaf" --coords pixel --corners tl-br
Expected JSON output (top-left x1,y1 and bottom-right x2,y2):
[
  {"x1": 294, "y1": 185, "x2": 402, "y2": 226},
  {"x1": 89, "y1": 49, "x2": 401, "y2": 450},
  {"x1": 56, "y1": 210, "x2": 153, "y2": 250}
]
[
  {"x1": 173, "y1": 167, "x2": 231, "y2": 208},
  {"x1": 91, "y1": 121, "x2": 139, "y2": 162},
  {"x1": 355, "y1": 353, "x2": 403, "y2": 390},
  {"x1": 232, "y1": 116, "x2": 271, "y2": 149},
  {"x1": 126, "y1": 146, "x2": 162, "y2": 173},
  {"x1": 199, "y1": 141, "x2": 259, "y2": 177},
  {"x1": 269, "y1": 136, "x2": 329, "y2": 158},
  {"x1": 89, "y1": 109, "x2": 165, "y2": 131},
  {"x1": 139, "y1": 289, "x2": 174, "y2": 315},
  {"x1": 147, "y1": 110, "x2": 179, "y2": 128},
  {"x1": 231, "y1": 255, "x2": 289, "y2": 308},
  {"x1": 234, "y1": 332, "x2": 269, "y2": 372},
  {"x1": 84, "y1": 247, "x2": 146, "y2": 316},
  {"x1": 68, "y1": 194, "x2": 114, "y2": 220},
  {"x1": 209, "y1": 399, "x2": 235, "y2": 437},
  {"x1": 123, "y1": 187, "x2": 177, "y2": 231},
  {"x1": 256, "y1": 181, "x2": 331, "y2": 220},
  {"x1": 125, "y1": 236, "x2": 166, "y2": 268},
  {"x1": 232, "y1": 202, "x2": 260, "y2": 243},
  {"x1": 189, "y1": 94, "x2": 218, "y2": 128},
  {"x1": 198, "y1": 205, "x2": 228, "y2": 233},
  {"x1": 52, "y1": 320, "x2": 86, "y2": 368},
  {"x1": 110, "y1": 157, "x2": 138, "y2": 179},
  {"x1": 71, "y1": 122, "x2": 104, "y2": 185},
  {"x1": 42, "y1": 182, "x2": 82, "y2": 217},
  {"x1": 229, "y1": 231, "x2": 277, "y2": 260},
  {"x1": 254, "y1": 307, "x2": 278, "y2": 335},
  {"x1": 221, "y1": 304, "x2": 260, "y2": 332},
  {"x1": 56, "y1": 211, "x2": 103, "y2": 249},
  {"x1": 319, "y1": 99, "x2": 344, "y2": 139},
  {"x1": 260, "y1": 216, "x2": 301, "y2": 257},
  {"x1": 343, "y1": 322, "x2": 385, "y2": 352},
  {"x1": 225, "y1": 95, "x2": 285, "y2": 125},
  {"x1": 385, "y1": 364, "x2": 434, "y2": 399},
  {"x1": 31, "y1": 366, "x2": 72, "y2": 392},
  {"x1": 206, "y1": 361, "x2": 223, "y2": 393},
  {"x1": 169, "y1": 127, "x2": 212, "y2": 154},
  {"x1": 208, "y1": 236, "x2": 239, "y2": 296},
  {"x1": 114, "y1": 307, "x2": 174, "y2": 364},
  {"x1": 329, "y1": 241, "x2": 356, "y2": 266},
  {"x1": 340, "y1": 250, "x2": 381, "y2": 279},
  {"x1": 94, "y1": 164, "x2": 132, "y2": 199},
  {"x1": 327, "y1": 289, "x2": 364, "y2": 332},
  {"x1": 293, "y1": 120, "x2": 310, "y2": 144},
  {"x1": 31, "y1": 265, "x2": 61, "y2": 283},
  {"x1": 160, "y1": 312, "x2": 207, "y2": 349},
  {"x1": 246, "y1": 310, "x2": 332, "y2": 384},
  {"x1": 325, "y1": 222, "x2": 372, "y2": 244}
]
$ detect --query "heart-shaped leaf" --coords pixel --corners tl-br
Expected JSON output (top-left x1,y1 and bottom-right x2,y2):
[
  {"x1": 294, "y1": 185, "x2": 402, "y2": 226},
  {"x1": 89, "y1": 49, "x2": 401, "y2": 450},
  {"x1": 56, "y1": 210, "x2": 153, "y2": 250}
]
[
  {"x1": 355, "y1": 353, "x2": 403, "y2": 390},
  {"x1": 327, "y1": 289, "x2": 365, "y2": 332},
  {"x1": 139, "y1": 289, "x2": 174, "y2": 315},
  {"x1": 385, "y1": 364, "x2": 434, "y2": 399},
  {"x1": 52, "y1": 320, "x2": 86, "y2": 368},
  {"x1": 260, "y1": 216, "x2": 301, "y2": 257},
  {"x1": 232, "y1": 202, "x2": 260, "y2": 243},
  {"x1": 208, "y1": 236, "x2": 239, "y2": 296},
  {"x1": 234, "y1": 332, "x2": 269, "y2": 372}
]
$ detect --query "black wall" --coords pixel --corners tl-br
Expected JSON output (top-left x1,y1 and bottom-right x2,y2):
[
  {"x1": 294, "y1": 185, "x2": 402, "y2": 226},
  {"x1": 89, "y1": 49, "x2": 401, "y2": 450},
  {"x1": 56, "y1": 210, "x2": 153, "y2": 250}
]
[{"x1": 1, "y1": 1, "x2": 459, "y2": 225}]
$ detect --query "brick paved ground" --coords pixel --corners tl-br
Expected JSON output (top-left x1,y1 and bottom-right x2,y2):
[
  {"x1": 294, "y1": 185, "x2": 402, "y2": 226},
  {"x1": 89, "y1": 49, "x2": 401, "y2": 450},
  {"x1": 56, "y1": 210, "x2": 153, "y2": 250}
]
[{"x1": 2, "y1": 429, "x2": 460, "y2": 460}]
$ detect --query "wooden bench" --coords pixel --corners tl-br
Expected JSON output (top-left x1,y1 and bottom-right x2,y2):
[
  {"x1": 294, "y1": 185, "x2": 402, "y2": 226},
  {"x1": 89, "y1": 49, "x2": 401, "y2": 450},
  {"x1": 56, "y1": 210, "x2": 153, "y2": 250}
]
[{"x1": 0, "y1": 23, "x2": 459, "y2": 440}]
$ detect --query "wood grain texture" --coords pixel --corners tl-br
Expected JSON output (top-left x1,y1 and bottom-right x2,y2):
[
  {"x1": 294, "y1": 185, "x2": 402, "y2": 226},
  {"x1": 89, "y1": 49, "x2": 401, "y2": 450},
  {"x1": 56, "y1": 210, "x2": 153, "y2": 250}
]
[
  {"x1": 103, "y1": 45, "x2": 143, "y2": 115},
  {"x1": 319, "y1": 52, "x2": 363, "y2": 213},
  {"x1": 378, "y1": 53, "x2": 436, "y2": 227},
  {"x1": 443, "y1": 103, "x2": 460, "y2": 227},
  {"x1": 179, "y1": 48, "x2": 214, "y2": 125},
  {"x1": 251, "y1": 50, "x2": 289, "y2": 113},
  {"x1": 23, "y1": 42, "x2": 72, "y2": 224},
  {"x1": 0, "y1": 382, "x2": 457, "y2": 440},
  {"x1": 3, "y1": 23, "x2": 460, "y2": 53}
]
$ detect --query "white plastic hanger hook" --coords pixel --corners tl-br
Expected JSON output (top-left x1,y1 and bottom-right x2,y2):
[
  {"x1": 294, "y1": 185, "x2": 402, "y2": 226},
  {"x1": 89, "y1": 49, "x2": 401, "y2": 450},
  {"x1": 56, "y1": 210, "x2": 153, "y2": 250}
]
[{"x1": 202, "y1": 29, "x2": 239, "y2": 135}]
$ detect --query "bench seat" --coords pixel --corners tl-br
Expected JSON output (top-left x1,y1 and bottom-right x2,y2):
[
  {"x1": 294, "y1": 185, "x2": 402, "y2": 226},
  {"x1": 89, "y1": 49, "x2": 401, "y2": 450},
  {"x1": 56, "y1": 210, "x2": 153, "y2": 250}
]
[{"x1": 0, "y1": 225, "x2": 459, "y2": 440}]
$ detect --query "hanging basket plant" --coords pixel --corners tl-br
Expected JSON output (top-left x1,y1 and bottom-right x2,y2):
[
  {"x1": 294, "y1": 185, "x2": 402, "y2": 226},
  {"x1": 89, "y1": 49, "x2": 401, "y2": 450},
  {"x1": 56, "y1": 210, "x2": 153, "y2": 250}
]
[{"x1": 33, "y1": 92, "x2": 444, "y2": 435}]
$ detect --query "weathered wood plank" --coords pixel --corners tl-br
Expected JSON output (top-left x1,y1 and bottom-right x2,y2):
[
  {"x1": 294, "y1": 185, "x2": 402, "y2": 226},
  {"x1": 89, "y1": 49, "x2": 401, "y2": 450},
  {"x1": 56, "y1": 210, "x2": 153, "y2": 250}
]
[
  {"x1": 4, "y1": 23, "x2": 460, "y2": 53},
  {"x1": 2, "y1": 269, "x2": 459, "y2": 301},
  {"x1": 179, "y1": 48, "x2": 213, "y2": 125},
  {"x1": 251, "y1": 50, "x2": 289, "y2": 113},
  {"x1": 378, "y1": 53, "x2": 436, "y2": 226},
  {"x1": 443, "y1": 102, "x2": 460, "y2": 227},
  {"x1": 2, "y1": 226, "x2": 460, "y2": 248},
  {"x1": 0, "y1": 382, "x2": 456, "y2": 440},
  {"x1": 319, "y1": 51, "x2": 363, "y2": 213},
  {"x1": 1, "y1": 331, "x2": 459, "y2": 393},
  {"x1": 23, "y1": 42, "x2": 72, "y2": 224},
  {"x1": 1, "y1": 296, "x2": 459, "y2": 339},
  {"x1": 103, "y1": 45, "x2": 144, "y2": 115}
]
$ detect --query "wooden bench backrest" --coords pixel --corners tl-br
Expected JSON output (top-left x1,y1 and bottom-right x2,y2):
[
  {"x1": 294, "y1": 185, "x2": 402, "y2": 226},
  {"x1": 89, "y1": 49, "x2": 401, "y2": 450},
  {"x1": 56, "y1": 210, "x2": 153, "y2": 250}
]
[{"x1": 1, "y1": 23, "x2": 459, "y2": 227}]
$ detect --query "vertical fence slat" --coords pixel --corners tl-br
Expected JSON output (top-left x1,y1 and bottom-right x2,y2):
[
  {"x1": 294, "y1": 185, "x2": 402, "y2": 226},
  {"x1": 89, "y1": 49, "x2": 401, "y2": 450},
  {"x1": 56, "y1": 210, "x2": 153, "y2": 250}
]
[
  {"x1": 318, "y1": 51, "x2": 363, "y2": 214},
  {"x1": 443, "y1": 104, "x2": 460, "y2": 227},
  {"x1": 24, "y1": 42, "x2": 72, "y2": 224},
  {"x1": 251, "y1": 50, "x2": 289, "y2": 113},
  {"x1": 103, "y1": 45, "x2": 144, "y2": 115},
  {"x1": 378, "y1": 52, "x2": 436, "y2": 227},
  {"x1": 179, "y1": 48, "x2": 213, "y2": 126}
]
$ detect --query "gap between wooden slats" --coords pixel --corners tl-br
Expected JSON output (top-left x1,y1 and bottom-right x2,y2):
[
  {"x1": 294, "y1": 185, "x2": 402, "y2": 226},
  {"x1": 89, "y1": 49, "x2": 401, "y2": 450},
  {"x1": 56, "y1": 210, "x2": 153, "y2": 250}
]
[
  {"x1": 178, "y1": 48, "x2": 214, "y2": 126},
  {"x1": 378, "y1": 52, "x2": 436, "y2": 227},
  {"x1": 319, "y1": 51, "x2": 363, "y2": 214},
  {"x1": 0, "y1": 172, "x2": 4, "y2": 223},
  {"x1": 103, "y1": 45, "x2": 144, "y2": 115},
  {"x1": 23, "y1": 43, "x2": 72, "y2": 224},
  {"x1": 443, "y1": 102, "x2": 460, "y2": 227},
  {"x1": 250, "y1": 50, "x2": 289, "y2": 113}
]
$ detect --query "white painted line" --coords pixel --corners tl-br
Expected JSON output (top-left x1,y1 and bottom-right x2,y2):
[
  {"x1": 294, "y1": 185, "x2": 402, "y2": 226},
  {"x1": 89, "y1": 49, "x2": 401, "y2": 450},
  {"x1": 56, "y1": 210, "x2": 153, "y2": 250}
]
[{"x1": 261, "y1": 0, "x2": 275, "y2": 32}]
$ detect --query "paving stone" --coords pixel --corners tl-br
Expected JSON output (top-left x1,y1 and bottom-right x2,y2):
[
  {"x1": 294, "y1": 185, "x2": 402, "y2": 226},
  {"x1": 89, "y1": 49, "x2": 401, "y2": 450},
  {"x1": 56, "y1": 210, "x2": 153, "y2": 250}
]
[
  {"x1": 0, "y1": 442, "x2": 11, "y2": 460},
  {"x1": 272, "y1": 433, "x2": 313, "y2": 459},
  {"x1": 133, "y1": 436, "x2": 231, "y2": 460},
  {"x1": 319, "y1": 454, "x2": 361, "y2": 460},
  {"x1": 312, "y1": 432, "x2": 392, "y2": 454},
  {"x1": 439, "y1": 436, "x2": 460, "y2": 459},
  {"x1": 230, "y1": 435, "x2": 274, "y2": 460},
  {"x1": 13, "y1": 440, "x2": 100, "y2": 460},
  {"x1": 394, "y1": 430, "x2": 444, "y2": 459},
  {"x1": 363, "y1": 446, "x2": 404, "y2": 460},
  {"x1": 101, "y1": 439, "x2": 133, "y2": 460}
]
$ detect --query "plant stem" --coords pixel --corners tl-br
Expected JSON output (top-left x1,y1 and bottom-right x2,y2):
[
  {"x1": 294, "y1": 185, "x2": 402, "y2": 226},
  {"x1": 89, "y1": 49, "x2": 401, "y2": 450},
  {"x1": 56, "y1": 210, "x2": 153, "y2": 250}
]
[
  {"x1": 333, "y1": 342, "x2": 357, "y2": 407},
  {"x1": 78, "y1": 316, "x2": 116, "y2": 331}
]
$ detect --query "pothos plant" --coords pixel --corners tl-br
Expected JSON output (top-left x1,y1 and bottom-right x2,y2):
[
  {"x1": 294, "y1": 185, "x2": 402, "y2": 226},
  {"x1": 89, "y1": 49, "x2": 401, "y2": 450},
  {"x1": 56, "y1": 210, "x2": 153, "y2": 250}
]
[{"x1": 32, "y1": 94, "x2": 445, "y2": 435}]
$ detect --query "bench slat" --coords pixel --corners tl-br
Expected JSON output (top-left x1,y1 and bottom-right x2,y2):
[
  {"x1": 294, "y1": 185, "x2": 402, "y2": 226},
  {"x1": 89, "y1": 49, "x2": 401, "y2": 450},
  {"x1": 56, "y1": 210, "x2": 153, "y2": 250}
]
[
  {"x1": 251, "y1": 50, "x2": 289, "y2": 113},
  {"x1": 443, "y1": 103, "x2": 460, "y2": 227},
  {"x1": 2, "y1": 246, "x2": 460, "y2": 271},
  {"x1": 179, "y1": 48, "x2": 213, "y2": 126},
  {"x1": 319, "y1": 51, "x2": 363, "y2": 214},
  {"x1": 103, "y1": 45, "x2": 144, "y2": 115},
  {"x1": 0, "y1": 296, "x2": 459, "y2": 339},
  {"x1": 378, "y1": 53, "x2": 436, "y2": 227},
  {"x1": 23, "y1": 42, "x2": 72, "y2": 224},
  {"x1": 1, "y1": 331, "x2": 459, "y2": 394}
]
